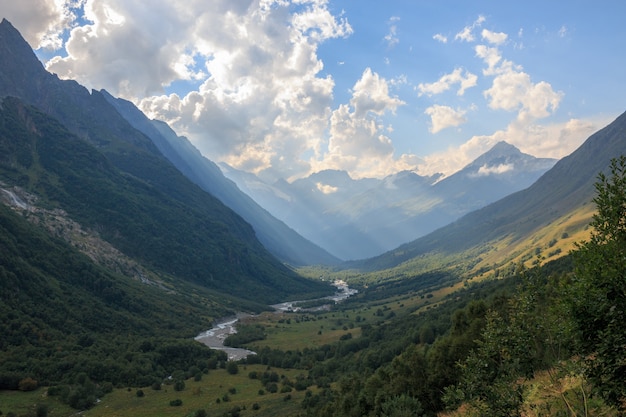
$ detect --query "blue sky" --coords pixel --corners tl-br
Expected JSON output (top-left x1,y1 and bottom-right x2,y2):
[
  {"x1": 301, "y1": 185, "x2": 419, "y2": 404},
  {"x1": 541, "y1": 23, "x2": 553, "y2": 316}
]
[{"x1": 2, "y1": 0, "x2": 624, "y2": 182}]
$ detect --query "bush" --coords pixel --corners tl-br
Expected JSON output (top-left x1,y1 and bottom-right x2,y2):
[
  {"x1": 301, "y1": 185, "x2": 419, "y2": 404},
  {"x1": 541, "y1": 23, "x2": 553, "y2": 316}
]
[
  {"x1": 169, "y1": 399, "x2": 183, "y2": 406},
  {"x1": 35, "y1": 404, "x2": 48, "y2": 417},
  {"x1": 173, "y1": 380, "x2": 185, "y2": 391},
  {"x1": 18, "y1": 377, "x2": 38, "y2": 391},
  {"x1": 136, "y1": 390, "x2": 144, "y2": 397},
  {"x1": 226, "y1": 362, "x2": 239, "y2": 375}
]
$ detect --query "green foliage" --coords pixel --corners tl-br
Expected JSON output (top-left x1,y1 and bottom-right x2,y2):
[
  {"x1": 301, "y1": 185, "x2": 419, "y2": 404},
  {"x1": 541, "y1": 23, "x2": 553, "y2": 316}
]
[
  {"x1": 173, "y1": 380, "x2": 185, "y2": 391},
  {"x1": 169, "y1": 399, "x2": 182, "y2": 406},
  {"x1": 223, "y1": 324, "x2": 266, "y2": 347},
  {"x1": 449, "y1": 263, "x2": 577, "y2": 416},
  {"x1": 571, "y1": 155, "x2": 626, "y2": 408},
  {"x1": 0, "y1": 96, "x2": 332, "y2": 307},
  {"x1": 226, "y1": 362, "x2": 239, "y2": 375}
]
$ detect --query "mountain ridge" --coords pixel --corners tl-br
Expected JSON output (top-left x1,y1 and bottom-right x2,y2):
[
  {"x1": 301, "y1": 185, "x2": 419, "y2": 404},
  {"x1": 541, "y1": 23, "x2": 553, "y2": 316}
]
[
  {"x1": 0, "y1": 18, "x2": 332, "y2": 303},
  {"x1": 221, "y1": 141, "x2": 556, "y2": 259},
  {"x1": 349, "y1": 110, "x2": 626, "y2": 272},
  {"x1": 100, "y1": 90, "x2": 339, "y2": 266}
]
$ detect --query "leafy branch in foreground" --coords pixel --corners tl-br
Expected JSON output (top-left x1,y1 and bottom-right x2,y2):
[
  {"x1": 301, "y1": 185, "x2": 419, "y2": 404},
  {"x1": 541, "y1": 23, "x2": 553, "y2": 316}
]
[{"x1": 570, "y1": 155, "x2": 626, "y2": 409}]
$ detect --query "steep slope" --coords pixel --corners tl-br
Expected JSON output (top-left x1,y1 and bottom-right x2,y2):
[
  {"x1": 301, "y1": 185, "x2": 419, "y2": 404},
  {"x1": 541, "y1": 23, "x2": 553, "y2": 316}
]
[
  {"x1": 0, "y1": 19, "x2": 331, "y2": 302},
  {"x1": 0, "y1": 197, "x2": 235, "y2": 388},
  {"x1": 101, "y1": 91, "x2": 339, "y2": 266},
  {"x1": 352, "y1": 110, "x2": 626, "y2": 272}
]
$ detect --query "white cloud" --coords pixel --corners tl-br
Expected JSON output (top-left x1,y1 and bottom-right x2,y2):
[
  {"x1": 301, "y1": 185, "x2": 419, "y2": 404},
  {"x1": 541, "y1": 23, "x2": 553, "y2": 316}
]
[
  {"x1": 483, "y1": 69, "x2": 563, "y2": 123},
  {"x1": 472, "y1": 163, "x2": 514, "y2": 177},
  {"x1": 316, "y1": 182, "x2": 338, "y2": 194},
  {"x1": 0, "y1": 0, "x2": 78, "y2": 50},
  {"x1": 417, "y1": 67, "x2": 477, "y2": 96},
  {"x1": 350, "y1": 68, "x2": 405, "y2": 117},
  {"x1": 475, "y1": 42, "x2": 563, "y2": 124},
  {"x1": 424, "y1": 105, "x2": 467, "y2": 134},
  {"x1": 433, "y1": 33, "x2": 448, "y2": 43},
  {"x1": 417, "y1": 116, "x2": 606, "y2": 177},
  {"x1": 558, "y1": 25, "x2": 567, "y2": 38},
  {"x1": 312, "y1": 69, "x2": 412, "y2": 178},
  {"x1": 481, "y1": 28, "x2": 508, "y2": 45},
  {"x1": 454, "y1": 15, "x2": 486, "y2": 42},
  {"x1": 125, "y1": 1, "x2": 353, "y2": 182},
  {"x1": 475, "y1": 45, "x2": 504, "y2": 75},
  {"x1": 384, "y1": 16, "x2": 400, "y2": 48}
]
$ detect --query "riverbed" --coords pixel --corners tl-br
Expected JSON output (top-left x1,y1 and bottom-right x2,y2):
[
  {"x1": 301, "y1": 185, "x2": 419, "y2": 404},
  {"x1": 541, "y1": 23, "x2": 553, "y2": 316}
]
[
  {"x1": 194, "y1": 314, "x2": 257, "y2": 361},
  {"x1": 194, "y1": 281, "x2": 357, "y2": 360}
]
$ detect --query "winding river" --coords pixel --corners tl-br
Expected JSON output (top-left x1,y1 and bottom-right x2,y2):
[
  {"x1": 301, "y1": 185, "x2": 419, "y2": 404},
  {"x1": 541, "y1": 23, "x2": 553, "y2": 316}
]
[{"x1": 194, "y1": 281, "x2": 357, "y2": 360}]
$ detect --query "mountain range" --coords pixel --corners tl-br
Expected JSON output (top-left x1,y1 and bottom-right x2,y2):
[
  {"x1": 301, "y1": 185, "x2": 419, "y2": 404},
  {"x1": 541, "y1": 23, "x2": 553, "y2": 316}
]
[
  {"x1": 221, "y1": 142, "x2": 556, "y2": 259},
  {"x1": 349, "y1": 109, "x2": 626, "y2": 274},
  {"x1": 99, "y1": 91, "x2": 339, "y2": 266},
  {"x1": 3, "y1": 16, "x2": 626, "y2": 413},
  {"x1": 2, "y1": 14, "x2": 623, "y2": 302},
  {"x1": 0, "y1": 18, "x2": 331, "y2": 305}
]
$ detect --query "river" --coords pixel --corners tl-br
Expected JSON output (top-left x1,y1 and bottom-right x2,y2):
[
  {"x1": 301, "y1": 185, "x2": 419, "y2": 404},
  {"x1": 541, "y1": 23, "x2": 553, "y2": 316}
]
[{"x1": 194, "y1": 280, "x2": 357, "y2": 360}]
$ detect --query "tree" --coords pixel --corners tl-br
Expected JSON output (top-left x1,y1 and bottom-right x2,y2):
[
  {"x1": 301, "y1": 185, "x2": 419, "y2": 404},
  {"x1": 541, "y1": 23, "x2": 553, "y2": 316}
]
[
  {"x1": 571, "y1": 155, "x2": 626, "y2": 409},
  {"x1": 226, "y1": 361, "x2": 239, "y2": 375}
]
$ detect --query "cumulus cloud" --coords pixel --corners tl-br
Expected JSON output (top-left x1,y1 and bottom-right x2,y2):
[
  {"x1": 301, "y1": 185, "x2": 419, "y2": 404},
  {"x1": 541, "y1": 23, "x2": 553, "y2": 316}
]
[
  {"x1": 350, "y1": 68, "x2": 405, "y2": 117},
  {"x1": 424, "y1": 105, "x2": 467, "y2": 134},
  {"x1": 313, "y1": 68, "x2": 413, "y2": 178},
  {"x1": 417, "y1": 67, "x2": 477, "y2": 96},
  {"x1": 125, "y1": 0, "x2": 353, "y2": 181},
  {"x1": 417, "y1": 117, "x2": 606, "y2": 177},
  {"x1": 481, "y1": 28, "x2": 508, "y2": 45},
  {"x1": 0, "y1": 0, "x2": 78, "y2": 50},
  {"x1": 475, "y1": 45, "x2": 505, "y2": 75},
  {"x1": 474, "y1": 42, "x2": 563, "y2": 124}
]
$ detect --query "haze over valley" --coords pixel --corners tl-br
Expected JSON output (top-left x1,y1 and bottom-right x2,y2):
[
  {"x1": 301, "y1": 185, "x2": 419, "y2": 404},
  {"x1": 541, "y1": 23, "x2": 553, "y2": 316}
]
[{"x1": 1, "y1": 3, "x2": 626, "y2": 416}]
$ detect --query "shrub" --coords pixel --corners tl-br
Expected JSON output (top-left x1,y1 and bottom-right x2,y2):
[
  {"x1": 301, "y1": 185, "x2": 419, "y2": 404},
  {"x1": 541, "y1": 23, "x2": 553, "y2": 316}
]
[
  {"x1": 226, "y1": 361, "x2": 239, "y2": 375},
  {"x1": 18, "y1": 377, "x2": 38, "y2": 391},
  {"x1": 169, "y1": 399, "x2": 182, "y2": 406}
]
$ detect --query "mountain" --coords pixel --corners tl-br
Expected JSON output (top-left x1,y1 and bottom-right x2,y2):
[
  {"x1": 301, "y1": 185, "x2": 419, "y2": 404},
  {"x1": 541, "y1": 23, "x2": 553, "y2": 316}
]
[
  {"x1": 100, "y1": 91, "x2": 339, "y2": 266},
  {"x1": 351, "y1": 110, "x2": 626, "y2": 272},
  {"x1": 432, "y1": 141, "x2": 557, "y2": 216},
  {"x1": 0, "y1": 18, "x2": 331, "y2": 303},
  {"x1": 221, "y1": 143, "x2": 556, "y2": 260}
]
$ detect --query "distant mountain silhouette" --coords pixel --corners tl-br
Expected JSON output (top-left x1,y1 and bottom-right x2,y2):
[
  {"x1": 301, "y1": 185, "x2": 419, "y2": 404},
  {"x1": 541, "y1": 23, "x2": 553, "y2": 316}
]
[
  {"x1": 101, "y1": 91, "x2": 339, "y2": 266},
  {"x1": 222, "y1": 142, "x2": 556, "y2": 260}
]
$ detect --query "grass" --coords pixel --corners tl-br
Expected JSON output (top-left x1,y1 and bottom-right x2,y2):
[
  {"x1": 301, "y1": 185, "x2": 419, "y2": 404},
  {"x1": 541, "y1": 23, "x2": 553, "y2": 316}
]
[
  {"x1": 86, "y1": 365, "x2": 312, "y2": 417},
  {"x1": 0, "y1": 388, "x2": 75, "y2": 417},
  {"x1": 1, "y1": 365, "x2": 314, "y2": 417}
]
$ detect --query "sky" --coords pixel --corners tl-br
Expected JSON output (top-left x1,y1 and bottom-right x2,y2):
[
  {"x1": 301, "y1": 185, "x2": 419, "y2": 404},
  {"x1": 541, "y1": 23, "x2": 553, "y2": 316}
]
[{"x1": 2, "y1": 0, "x2": 625, "y2": 182}]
